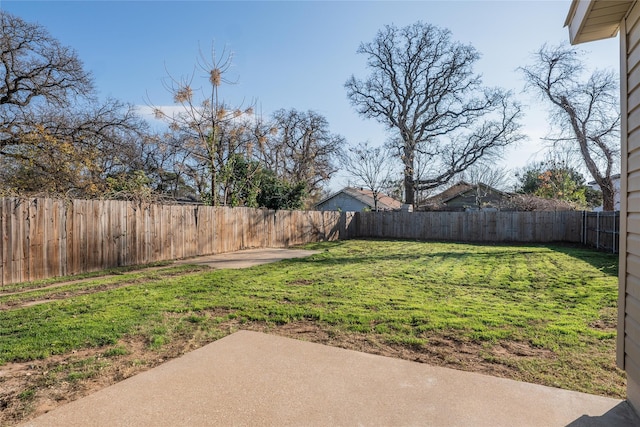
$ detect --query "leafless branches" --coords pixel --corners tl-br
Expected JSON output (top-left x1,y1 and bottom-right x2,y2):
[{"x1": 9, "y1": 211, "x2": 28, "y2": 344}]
[
  {"x1": 149, "y1": 46, "x2": 259, "y2": 205},
  {"x1": 341, "y1": 141, "x2": 396, "y2": 211},
  {"x1": 0, "y1": 11, "x2": 151, "y2": 198},
  {"x1": 520, "y1": 44, "x2": 620, "y2": 210},
  {"x1": 346, "y1": 22, "x2": 524, "y2": 205},
  {"x1": 259, "y1": 109, "x2": 344, "y2": 202},
  {"x1": 0, "y1": 11, "x2": 92, "y2": 109}
]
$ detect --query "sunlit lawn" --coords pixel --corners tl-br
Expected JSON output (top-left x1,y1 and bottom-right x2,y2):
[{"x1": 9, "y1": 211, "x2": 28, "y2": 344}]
[{"x1": 0, "y1": 239, "x2": 622, "y2": 398}]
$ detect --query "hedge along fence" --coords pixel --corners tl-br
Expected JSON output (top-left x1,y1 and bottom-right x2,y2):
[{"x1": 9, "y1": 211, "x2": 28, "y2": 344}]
[{"x1": 0, "y1": 198, "x2": 356, "y2": 287}]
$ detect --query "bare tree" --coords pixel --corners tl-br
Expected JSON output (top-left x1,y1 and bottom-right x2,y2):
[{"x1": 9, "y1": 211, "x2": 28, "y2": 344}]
[
  {"x1": 345, "y1": 21, "x2": 523, "y2": 206},
  {"x1": 150, "y1": 46, "x2": 259, "y2": 205},
  {"x1": 0, "y1": 99, "x2": 150, "y2": 197},
  {"x1": 521, "y1": 44, "x2": 619, "y2": 211},
  {"x1": 409, "y1": 144, "x2": 510, "y2": 203},
  {"x1": 0, "y1": 11, "x2": 92, "y2": 109},
  {"x1": 460, "y1": 165, "x2": 511, "y2": 210},
  {"x1": 0, "y1": 12, "x2": 152, "y2": 198},
  {"x1": 260, "y1": 109, "x2": 344, "y2": 203},
  {"x1": 458, "y1": 163, "x2": 510, "y2": 191},
  {"x1": 1, "y1": 11, "x2": 93, "y2": 150},
  {"x1": 341, "y1": 141, "x2": 396, "y2": 211}
]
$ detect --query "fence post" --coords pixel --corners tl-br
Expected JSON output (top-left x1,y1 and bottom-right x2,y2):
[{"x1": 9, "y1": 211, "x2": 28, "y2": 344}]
[
  {"x1": 614, "y1": 211, "x2": 618, "y2": 254},
  {"x1": 595, "y1": 211, "x2": 599, "y2": 250},
  {"x1": 581, "y1": 210, "x2": 586, "y2": 245}
]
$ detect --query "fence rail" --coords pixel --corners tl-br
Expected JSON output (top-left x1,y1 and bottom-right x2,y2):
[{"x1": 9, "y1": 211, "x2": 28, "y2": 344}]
[{"x1": 0, "y1": 197, "x2": 621, "y2": 287}]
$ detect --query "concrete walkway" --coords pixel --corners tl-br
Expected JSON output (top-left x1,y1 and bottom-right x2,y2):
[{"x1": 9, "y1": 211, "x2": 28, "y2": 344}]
[
  {"x1": 21, "y1": 331, "x2": 639, "y2": 427},
  {"x1": 175, "y1": 248, "x2": 319, "y2": 269}
]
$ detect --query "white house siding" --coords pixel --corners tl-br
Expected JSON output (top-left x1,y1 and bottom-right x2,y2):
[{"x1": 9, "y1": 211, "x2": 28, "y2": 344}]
[
  {"x1": 621, "y1": 1, "x2": 640, "y2": 412},
  {"x1": 316, "y1": 193, "x2": 368, "y2": 212}
]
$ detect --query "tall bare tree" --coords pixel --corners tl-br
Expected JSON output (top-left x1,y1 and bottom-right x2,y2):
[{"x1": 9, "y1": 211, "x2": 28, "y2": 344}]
[
  {"x1": 345, "y1": 21, "x2": 523, "y2": 206},
  {"x1": 0, "y1": 12, "x2": 92, "y2": 110},
  {"x1": 457, "y1": 164, "x2": 510, "y2": 191},
  {"x1": 341, "y1": 141, "x2": 396, "y2": 211},
  {"x1": 0, "y1": 11, "x2": 151, "y2": 198},
  {"x1": 1, "y1": 11, "x2": 93, "y2": 149},
  {"x1": 151, "y1": 46, "x2": 259, "y2": 205},
  {"x1": 521, "y1": 44, "x2": 619, "y2": 211},
  {"x1": 260, "y1": 109, "x2": 343, "y2": 203}
]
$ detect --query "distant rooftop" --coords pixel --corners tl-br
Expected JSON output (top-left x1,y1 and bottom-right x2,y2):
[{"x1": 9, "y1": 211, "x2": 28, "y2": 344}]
[{"x1": 316, "y1": 187, "x2": 403, "y2": 211}]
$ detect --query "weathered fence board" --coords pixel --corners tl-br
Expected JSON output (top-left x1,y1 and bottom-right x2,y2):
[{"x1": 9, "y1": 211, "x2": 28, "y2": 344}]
[
  {"x1": 0, "y1": 198, "x2": 353, "y2": 286},
  {"x1": 355, "y1": 210, "x2": 584, "y2": 243},
  {"x1": 0, "y1": 196, "x2": 618, "y2": 287},
  {"x1": 581, "y1": 211, "x2": 620, "y2": 253}
]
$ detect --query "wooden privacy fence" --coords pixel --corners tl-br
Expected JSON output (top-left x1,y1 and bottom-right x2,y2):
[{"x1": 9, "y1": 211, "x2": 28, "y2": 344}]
[
  {"x1": 354, "y1": 210, "x2": 583, "y2": 243},
  {"x1": 0, "y1": 197, "x2": 618, "y2": 287},
  {"x1": 0, "y1": 198, "x2": 356, "y2": 286},
  {"x1": 581, "y1": 211, "x2": 620, "y2": 253}
]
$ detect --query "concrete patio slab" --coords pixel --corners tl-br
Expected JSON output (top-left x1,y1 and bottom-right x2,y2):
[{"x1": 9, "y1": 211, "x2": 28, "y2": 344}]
[
  {"x1": 21, "y1": 330, "x2": 640, "y2": 427},
  {"x1": 175, "y1": 248, "x2": 319, "y2": 269}
]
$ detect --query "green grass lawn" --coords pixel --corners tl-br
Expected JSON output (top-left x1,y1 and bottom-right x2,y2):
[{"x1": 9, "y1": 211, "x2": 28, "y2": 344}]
[{"x1": 0, "y1": 240, "x2": 623, "y2": 401}]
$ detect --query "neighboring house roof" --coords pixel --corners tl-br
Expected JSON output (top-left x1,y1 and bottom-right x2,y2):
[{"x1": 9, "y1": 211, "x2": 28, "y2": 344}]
[
  {"x1": 315, "y1": 187, "x2": 403, "y2": 211},
  {"x1": 422, "y1": 181, "x2": 509, "y2": 205}
]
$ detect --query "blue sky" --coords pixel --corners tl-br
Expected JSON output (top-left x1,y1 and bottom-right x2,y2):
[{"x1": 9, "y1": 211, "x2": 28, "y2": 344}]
[{"x1": 2, "y1": 1, "x2": 620, "y2": 191}]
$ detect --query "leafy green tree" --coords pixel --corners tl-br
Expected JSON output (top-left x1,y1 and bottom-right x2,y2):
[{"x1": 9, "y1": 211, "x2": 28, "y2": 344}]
[
  {"x1": 221, "y1": 154, "x2": 261, "y2": 207},
  {"x1": 256, "y1": 170, "x2": 306, "y2": 210},
  {"x1": 207, "y1": 153, "x2": 307, "y2": 209},
  {"x1": 515, "y1": 161, "x2": 602, "y2": 209}
]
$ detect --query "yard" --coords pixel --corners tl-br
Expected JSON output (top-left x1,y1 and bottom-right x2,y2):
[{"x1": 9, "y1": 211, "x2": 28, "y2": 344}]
[{"x1": 0, "y1": 239, "x2": 622, "y2": 425}]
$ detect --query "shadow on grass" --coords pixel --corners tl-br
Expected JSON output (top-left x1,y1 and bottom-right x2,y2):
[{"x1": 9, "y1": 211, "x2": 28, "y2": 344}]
[
  {"x1": 286, "y1": 239, "x2": 619, "y2": 279},
  {"x1": 300, "y1": 240, "x2": 348, "y2": 251},
  {"x1": 548, "y1": 243, "x2": 618, "y2": 277}
]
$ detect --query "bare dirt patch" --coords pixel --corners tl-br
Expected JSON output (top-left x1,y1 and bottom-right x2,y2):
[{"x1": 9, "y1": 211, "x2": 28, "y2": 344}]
[
  {"x1": 492, "y1": 341, "x2": 554, "y2": 358},
  {"x1": 0, "y1": 263, "x2": 177, "y2": 298},
  {"x1": 0, "y1": 335, "x2": 201, "y2": 426},
  {"x1": 241, "y1": 322, "x2": 556, "y2": 382},
  {"x1": 0, "y1": 320, "x2": 562, "y2": 426},
  {"x1": 0, "y1": 282, "x2": 138, "y2": 311}
]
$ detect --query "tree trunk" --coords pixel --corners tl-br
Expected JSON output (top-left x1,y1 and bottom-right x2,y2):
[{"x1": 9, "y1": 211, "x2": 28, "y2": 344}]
[
  {"x1": 403, "y1": 145, "x2": 415, "y2": 206},
  {"x1": 211, "y1": 163, "x2": 217, "y2": 207},
  {"x1": 404, "y1": 169, "x2": 415, "y2": 206},
  {"x1": 601, "y1": 182, "x2": 616, "y2": 211},
  {"x1": 561, "y1": 105, "x2": 616, "y2": 212}
]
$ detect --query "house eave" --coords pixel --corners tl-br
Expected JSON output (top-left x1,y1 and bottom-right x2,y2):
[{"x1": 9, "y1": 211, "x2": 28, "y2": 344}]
[{"x1": 565, "y1": 0, "x2": 635, "y2": 44}]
